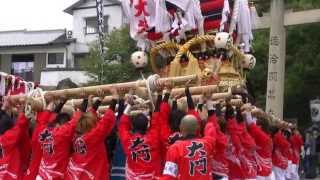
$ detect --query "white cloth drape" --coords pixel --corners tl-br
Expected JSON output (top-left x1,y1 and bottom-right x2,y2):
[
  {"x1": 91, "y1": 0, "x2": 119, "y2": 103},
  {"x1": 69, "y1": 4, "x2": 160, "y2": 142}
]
[
  {"x1": 220, "y1": 0, "x2": 231, "y2": 31},
  {"x1": 165, "y1": 0, "x2": 191, "y2": 11},
  {"x1": 120, "y1": 0, "x2": 151, "y2": 50},
  {"x1": 166, "y1": 0, "x2": 204, "y2": 41},
  {"x1": 229, "y1": 0, "x2": 253, "y2": 53},
  {"x1": 155, "y1": 0, "x2": 171, "y2": 34},
  {"x1": 121, "y1": 0, "x2": 204, "y2": 49},
  {"x1": 237, "y1": 0, "x2": 253, "y2": 52}
]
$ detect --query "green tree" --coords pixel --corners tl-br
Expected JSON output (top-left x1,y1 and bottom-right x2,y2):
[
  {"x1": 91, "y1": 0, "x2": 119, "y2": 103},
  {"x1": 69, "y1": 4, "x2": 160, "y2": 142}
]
[
  {"x1": 81, "y1": 26, "x2": 144, "y2": 84},
  {"x1": 247, "y1": 29, "x2": 269, "y2": 108},
  {"x1": 249, "y1": 23, "x2": 320, "y2": 129},
  {"x1": 284, "y1": 23, "x2": 320, "y2": 128},
  {"x1": 254, "y1": 0, "x2": 320, "y2": 15}
]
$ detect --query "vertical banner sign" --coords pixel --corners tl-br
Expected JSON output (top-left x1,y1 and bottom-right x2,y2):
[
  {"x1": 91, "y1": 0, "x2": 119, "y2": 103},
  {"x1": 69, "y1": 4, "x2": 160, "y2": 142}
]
[
  {"x1": 96, "y1": 0, "x2": 105, "y2": 57},
  {"x1": 310, "y1": 99, "x2": 320, "y2": 122},
  {"x1": 265, "y1": 0, "x2": 286, "y2": 119}
]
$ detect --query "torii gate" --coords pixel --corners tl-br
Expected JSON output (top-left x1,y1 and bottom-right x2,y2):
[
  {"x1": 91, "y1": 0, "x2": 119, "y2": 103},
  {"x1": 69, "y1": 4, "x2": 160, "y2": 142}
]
[{"x1": 253, "y1": 0, "x2": 320, "y2": 119}]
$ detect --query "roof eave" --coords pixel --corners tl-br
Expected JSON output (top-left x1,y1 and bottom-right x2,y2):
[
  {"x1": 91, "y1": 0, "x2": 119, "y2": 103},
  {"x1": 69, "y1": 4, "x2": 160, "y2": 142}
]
[
  {"x1": 64, "y1": 0, "x2": 85, "y2": 15},
  {"x1": 0, "y1": 40, "x2": 74, "y2": 49},
  {"x1": 64, "y1": 0, "x2": 121, "y2": 15}
]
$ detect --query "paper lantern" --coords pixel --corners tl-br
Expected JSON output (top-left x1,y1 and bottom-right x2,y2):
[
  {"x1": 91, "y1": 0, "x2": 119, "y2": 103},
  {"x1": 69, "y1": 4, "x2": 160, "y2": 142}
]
[
  {"x1": 241, "y1": 54, "x2": 256, "y2": 70},
  {"x1": 214, "y1": 32, "x2": 233, "y2": 49},
  {"x1": 131, "y1": 51, "x2": 148, "y2": 69}
]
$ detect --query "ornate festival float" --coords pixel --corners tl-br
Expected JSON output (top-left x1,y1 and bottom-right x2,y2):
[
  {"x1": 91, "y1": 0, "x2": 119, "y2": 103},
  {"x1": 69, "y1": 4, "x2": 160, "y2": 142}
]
[{"x1": 6, "y1": 0, "x2": 293, "y2": 128}]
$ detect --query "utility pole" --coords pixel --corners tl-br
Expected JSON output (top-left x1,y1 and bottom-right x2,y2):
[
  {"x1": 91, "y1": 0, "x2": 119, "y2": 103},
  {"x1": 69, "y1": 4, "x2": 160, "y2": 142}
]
[
  {"x1": 265, "y1": 0, "x2": 286, "y2": 119},
  {"x1": 96, "y1": 0, "x2": 105, "y2": 84}
]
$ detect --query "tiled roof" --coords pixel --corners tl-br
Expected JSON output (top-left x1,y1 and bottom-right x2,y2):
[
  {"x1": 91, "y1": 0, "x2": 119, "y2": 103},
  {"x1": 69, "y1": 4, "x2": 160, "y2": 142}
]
[{"x1": 0, "y1": 29, "x2": 68, "y2": 47}]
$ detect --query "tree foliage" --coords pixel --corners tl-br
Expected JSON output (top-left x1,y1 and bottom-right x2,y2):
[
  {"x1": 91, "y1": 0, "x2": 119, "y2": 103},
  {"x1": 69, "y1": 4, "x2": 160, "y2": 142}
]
[
  {"x1": 81, "y1": 26, "x2": 143, "y2": 84},
  {"x1": 255, "y1": 0, "x2": 320, "y2": 14}
]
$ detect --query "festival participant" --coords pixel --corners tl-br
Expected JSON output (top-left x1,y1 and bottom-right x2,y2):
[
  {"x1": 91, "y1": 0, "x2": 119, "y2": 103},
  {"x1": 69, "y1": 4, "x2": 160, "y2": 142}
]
[
  {"x1": 65, "y1": 92, "x2": 116, "y2": 180},
  {"x1": 118, "y1": 94, "x2": 163, "y2": 179},
  {"x1": 206, "y1": 100, "x2": 229, "y2": 180},
  {"x1": 245, "y1": 111, "x2": 274, "y2": 180},
  {"x1": 0, "y1": 97, "x2": 29, "y2": 179},
  {"x1": 24, "y1": 98, "x2": 67, "y2": 180},
  {"x1": 160, "y1": 86, "x2": 202, "y2": 151},
  {"x1": 283, "y1": 129, "x2": 294, "y2": 180},
  {"x1": 272, "y1": 127, "x2": 290, "y2": 180},
  {"x1": 159, "y1": 88, "x2": 185, "y2": 150},
  {"x1": 225, "y1": 104, "x2": 245, "y2": 179},
  {"x1": 289, "y1": 128, "x2": 304, "y2": 180},
  {"x1": 161, "y1": 114, "x2": 216, "y2": 180},
  {"x1": 110, "y1": 98, "x2": 126, "y2": 180},
  {"x1": 36, "y1": 99, "x2": 86, "y2": 179},
  {"x1": 87, "y1": 95, "x2": 102, "y2": 119},
  {"x1": 236, "y1": 107, "x2": 257, "y2": 179},
  {"x1": 185, "y1": 87, "x2": 202, "y2": 129},
  {"x1": 225, "y1": 102, "x2": 257, "y2": 179}
]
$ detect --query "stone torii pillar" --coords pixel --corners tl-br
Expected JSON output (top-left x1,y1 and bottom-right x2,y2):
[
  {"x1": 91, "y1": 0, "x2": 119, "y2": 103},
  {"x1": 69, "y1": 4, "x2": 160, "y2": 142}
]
[{"x1": 265, "y1": 0, "x2": 286, "y2": 119}]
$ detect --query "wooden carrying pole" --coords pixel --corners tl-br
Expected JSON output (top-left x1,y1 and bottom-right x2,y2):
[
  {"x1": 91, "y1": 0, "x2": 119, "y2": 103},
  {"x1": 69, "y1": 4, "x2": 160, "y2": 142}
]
[
  {"x1": 69, "y1": 85, "x2": 221, "y2": 107},
  {"x1": 244, "y1": 105, "x2": 293, "y2": 128},
  {"x1": 96, "y1": 98, "x2": 243, "y2": 114},
  {"x1": 12, "y1": 84, "x2": 222, "y2": 111},
  {"x1": 45, "y1": 74, "x2": 198, "y2": 99},
  {"x1": 8, "y1": 75, "x2": 198, "y2": 102}
]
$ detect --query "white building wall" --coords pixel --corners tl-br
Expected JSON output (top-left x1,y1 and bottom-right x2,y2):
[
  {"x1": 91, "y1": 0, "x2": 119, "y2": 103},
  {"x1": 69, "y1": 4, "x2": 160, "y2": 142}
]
[
  {"x1": 0, "y1": 46, "x2": 68, "y2": 69},
  {"x1": 40, "y1": 71, "x2": 93, "y2": 86},
  {"x1": 72, "y1": 5, "x2": 123, "y2": 45}
]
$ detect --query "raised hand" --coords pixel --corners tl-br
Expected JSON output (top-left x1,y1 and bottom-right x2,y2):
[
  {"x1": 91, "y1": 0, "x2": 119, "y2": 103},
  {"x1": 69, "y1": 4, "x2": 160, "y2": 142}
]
[
  {"x1": 173, "y1": 93, "x2": 184, "y2": 101},
  {"x1": 109, "y1": 88, "x2": 119, "y2": 100},
  {"x1": 1, "y1": 96, "x2": 11, "y2": 111},
  {"x1": 46, "y1": 101, "x2": 55, "y2": 112},
  {"x1": 88, "y1": 94, "x2": 95, "y2": 109},
  {"x1": 163, "y1": 81, "x2": 174, "y2": 93},
  {"x1": 125, "y1": 93, "x2": 135, "y2": 106}
]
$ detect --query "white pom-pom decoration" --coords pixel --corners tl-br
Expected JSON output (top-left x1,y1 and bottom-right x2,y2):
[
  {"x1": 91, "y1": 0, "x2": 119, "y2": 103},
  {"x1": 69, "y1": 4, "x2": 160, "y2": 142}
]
[
  {"x1": 241, "y1": 54, "x2": 256, "y2": 70},
  {"x1": 214, "y1": 32, "x2": 233, "y2": 49},
  {"x1": 131, "y1": 51, "x2": 148, "y2": 69}
]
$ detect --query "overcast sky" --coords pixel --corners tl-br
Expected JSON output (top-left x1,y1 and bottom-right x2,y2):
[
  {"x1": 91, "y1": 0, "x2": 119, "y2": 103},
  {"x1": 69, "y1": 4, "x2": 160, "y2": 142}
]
[{"x1": 0, "y1": 0, "x2": 78, "y2": 31}]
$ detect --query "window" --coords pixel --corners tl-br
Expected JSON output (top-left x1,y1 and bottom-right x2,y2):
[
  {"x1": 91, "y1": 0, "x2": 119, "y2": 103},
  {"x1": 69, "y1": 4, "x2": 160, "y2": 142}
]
[
  {"x1": 11, "y1": 54, "x2": 34, "y2": 81},
  {"x1": 74, "y1": 53, "x2": 87, "y2": 69},
  {"x1": 85, "y1": 16, "x2": 108, "y2": 34},
  {"x1": 47, "y1": 53, "x2": 65, "y2": 67}
]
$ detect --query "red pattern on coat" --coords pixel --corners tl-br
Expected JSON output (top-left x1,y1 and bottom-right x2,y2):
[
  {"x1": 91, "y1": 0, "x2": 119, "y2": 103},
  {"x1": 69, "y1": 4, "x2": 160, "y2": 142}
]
[
  {"x1": 272, "y1": 131, "x2": 290, "y2": 170},
  {"x1": 0, "y1": 113, "x2": 29, "y2": 180},
  {"x1": 65, "y1": 109, "x2": 115, "y2": 180},
  {"x1": 248, "y1": 124, "x2": 273, "y2": 177}
]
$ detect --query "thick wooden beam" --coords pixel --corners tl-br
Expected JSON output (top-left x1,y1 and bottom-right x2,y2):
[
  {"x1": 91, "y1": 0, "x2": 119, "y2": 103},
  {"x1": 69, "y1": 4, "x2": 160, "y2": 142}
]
[{"x1": 254, "y1": 9, "x2": 320, "y2": 30}]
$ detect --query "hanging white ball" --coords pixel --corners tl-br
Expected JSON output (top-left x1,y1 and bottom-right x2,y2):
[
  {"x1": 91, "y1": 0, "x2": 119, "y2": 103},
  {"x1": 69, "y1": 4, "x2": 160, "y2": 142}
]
[
  {"x1": 214, "y1": 32, "x2": 233, "y2": 49},
  {"x1": 241, "y1": 54, "x2": 256, "y2": 70},
  {"x1": 131, "y1": 51, "x2": 148, "y2": 69}
]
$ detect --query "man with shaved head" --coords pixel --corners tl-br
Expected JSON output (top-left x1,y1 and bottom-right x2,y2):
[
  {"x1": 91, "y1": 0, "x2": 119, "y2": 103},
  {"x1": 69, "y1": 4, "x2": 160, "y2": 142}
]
[
  {"x1": 180, "y1": 115, "x2": 199, "y2": 137},
  {"x1": 161, "y1": 114, "x2": 216, "y2": 180}
]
